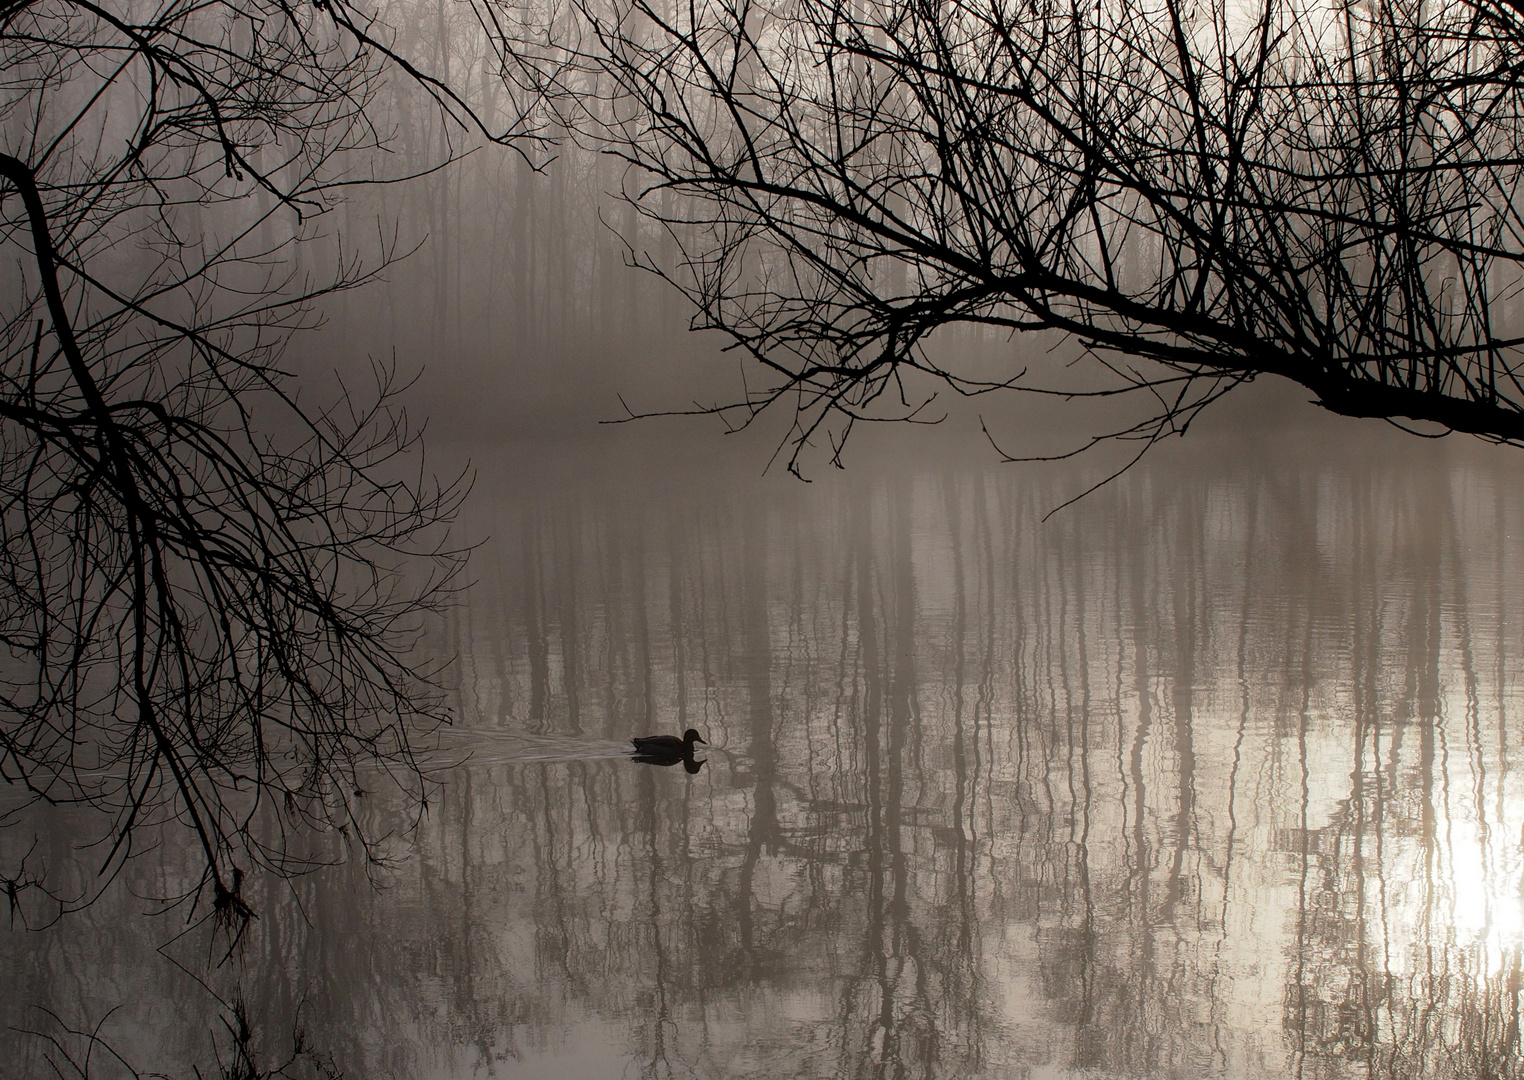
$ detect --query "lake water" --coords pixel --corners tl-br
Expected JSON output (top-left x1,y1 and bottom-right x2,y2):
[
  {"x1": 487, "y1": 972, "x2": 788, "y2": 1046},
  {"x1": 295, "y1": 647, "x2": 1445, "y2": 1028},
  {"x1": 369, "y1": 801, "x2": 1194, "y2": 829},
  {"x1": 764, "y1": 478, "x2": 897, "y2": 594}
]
[{"x1": 6, "y1": 435, "x2": 1524, "y2": 1079}]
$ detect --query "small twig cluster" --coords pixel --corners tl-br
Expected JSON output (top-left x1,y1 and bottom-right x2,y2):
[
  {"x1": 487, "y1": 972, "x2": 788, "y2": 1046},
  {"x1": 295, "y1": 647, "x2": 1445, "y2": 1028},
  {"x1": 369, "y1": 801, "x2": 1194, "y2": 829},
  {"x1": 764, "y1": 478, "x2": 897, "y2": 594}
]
[{"x1": 17, "y1": 1000, "x2": 341, "y2": 1080}]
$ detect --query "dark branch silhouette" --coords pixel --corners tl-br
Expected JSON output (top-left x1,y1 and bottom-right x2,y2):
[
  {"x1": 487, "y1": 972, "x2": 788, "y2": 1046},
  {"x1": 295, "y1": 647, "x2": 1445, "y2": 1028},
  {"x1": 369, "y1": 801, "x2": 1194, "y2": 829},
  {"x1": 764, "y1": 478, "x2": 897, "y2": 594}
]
[
  {"x1": 537, "y1": 0, "x2": 1524, "y2": 473},
  {"x1": 0, "y1": 0, "x2": 541, "y2": 924}
]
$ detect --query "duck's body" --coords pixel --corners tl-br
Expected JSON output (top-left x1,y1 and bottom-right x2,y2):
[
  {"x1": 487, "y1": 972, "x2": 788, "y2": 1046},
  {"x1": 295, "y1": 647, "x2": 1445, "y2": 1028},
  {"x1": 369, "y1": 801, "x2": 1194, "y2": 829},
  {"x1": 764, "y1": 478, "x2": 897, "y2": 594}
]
[{"x1": 630, "y1": 728, "x2": 706, "y2": 755}]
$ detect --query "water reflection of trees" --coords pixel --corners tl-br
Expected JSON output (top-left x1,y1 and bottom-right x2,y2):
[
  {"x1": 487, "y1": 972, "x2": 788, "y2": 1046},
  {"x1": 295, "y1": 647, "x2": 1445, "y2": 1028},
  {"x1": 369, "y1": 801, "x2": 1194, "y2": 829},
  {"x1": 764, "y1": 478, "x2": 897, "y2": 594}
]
[
  {"x1": 6, "y1": 454, "x2": 1524, "y2": 1078},
  {"x1": 437, "y1": 458, "x2": 1524, "y2": 1079}
]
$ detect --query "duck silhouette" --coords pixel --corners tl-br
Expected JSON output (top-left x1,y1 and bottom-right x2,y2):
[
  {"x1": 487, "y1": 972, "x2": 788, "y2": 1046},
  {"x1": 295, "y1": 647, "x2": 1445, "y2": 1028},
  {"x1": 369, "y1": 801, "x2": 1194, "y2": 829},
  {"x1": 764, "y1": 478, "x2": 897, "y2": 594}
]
[
  {"x1": 630, "y1": 728, "x2": 707, "y2": 772},
  {"x1": 631, "y1": 728, "x2": 706, "y2": 755}
]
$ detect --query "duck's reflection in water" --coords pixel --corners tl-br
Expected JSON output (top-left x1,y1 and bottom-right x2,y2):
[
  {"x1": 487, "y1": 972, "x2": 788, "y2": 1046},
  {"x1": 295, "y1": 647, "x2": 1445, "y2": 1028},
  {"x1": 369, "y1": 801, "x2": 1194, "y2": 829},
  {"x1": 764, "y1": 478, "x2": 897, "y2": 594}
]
[{"x1": 631, "y1": 752, "x2": 706, "y2": 773}]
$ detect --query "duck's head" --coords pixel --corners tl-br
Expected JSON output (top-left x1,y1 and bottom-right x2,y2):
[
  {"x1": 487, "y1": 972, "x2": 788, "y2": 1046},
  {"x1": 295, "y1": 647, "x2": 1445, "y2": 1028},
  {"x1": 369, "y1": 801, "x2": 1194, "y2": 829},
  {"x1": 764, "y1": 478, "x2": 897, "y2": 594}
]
[{"x1": 684, "y1": 728, "x2": 707, "y2": 746}]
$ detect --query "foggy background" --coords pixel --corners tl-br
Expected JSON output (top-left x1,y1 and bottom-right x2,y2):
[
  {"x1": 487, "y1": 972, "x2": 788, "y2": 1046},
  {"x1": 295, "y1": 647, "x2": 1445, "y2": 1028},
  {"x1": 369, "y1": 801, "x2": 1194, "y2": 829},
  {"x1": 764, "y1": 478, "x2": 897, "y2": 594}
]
[{"x1": 251, "y1": 33, "x2": 1354, "y2": 473}]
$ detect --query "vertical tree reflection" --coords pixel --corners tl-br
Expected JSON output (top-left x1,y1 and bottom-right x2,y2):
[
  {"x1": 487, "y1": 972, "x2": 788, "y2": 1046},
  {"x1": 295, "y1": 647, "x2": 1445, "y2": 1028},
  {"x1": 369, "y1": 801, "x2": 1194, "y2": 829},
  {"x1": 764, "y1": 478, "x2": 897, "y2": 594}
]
[
  {"x1": 8, "y1": 455, "x2": 1524, "y2": 1079},
  {"x1": 318, "y1": 461, "x2": 1524, "y2": 1078},
  {"x1": 1286, "y1": 467, "x2": 1524, "y2": 1080}
]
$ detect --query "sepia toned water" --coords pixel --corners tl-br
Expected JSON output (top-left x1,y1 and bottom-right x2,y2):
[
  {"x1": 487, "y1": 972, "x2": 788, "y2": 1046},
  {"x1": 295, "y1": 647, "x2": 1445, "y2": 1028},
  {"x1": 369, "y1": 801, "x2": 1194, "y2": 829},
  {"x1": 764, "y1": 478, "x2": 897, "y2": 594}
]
[{"x1": 5, "y1": 437, "x2": 1524, "y2": 1079}]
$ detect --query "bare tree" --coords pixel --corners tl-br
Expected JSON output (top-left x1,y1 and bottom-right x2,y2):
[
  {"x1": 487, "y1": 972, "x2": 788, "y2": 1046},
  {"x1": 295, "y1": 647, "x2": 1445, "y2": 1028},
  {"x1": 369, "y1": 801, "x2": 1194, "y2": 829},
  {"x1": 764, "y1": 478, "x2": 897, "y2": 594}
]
[
  {"x1": 0, "y1": 0, "x2": 540, "y2": 924},
  {"x1": 538, "y1": 0, "x2": 1524, "y2": 475}
]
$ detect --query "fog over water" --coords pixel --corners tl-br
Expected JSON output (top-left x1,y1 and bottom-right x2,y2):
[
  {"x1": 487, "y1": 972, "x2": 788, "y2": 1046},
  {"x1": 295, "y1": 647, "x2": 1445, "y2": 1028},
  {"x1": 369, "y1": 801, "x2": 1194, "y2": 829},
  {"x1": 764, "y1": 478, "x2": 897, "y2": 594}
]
[
  {"x1": 5, "y1": 420, "x2": 1524, "y2": 1079},
  {"x1": 10, "y1": 0, "x2": 1524, "y2": 1069}
]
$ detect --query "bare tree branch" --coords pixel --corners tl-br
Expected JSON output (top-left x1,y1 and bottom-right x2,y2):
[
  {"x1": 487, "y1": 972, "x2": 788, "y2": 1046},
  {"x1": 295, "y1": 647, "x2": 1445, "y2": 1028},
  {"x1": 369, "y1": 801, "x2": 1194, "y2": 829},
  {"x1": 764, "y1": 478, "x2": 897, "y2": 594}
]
[
  {"x1": 531, "y1": 0, "x2": 1524, "y2": 472},
  {"x1": 0, "y1": 0, "x2": 543, "y2": 925}
]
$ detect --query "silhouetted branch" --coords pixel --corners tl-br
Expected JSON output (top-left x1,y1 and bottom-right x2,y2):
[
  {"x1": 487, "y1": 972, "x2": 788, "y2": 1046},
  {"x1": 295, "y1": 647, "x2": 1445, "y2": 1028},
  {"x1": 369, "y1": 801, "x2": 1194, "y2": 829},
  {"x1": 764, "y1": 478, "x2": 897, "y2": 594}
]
[
  {"x1": 534, "y1": 0, "x2": 1524, "y2": 472},
  {"x1": 0, "y1": 0, "x2": 542, "y2": 922}
]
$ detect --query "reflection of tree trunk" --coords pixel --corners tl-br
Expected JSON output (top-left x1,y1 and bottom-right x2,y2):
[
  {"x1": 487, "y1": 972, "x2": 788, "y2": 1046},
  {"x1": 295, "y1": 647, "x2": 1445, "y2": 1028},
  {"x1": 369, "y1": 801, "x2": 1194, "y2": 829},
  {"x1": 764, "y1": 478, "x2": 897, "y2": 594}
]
[
  {"x1": 1211, "y1": 476, "x2": 1257, "y2": 1065},
  {"x1": 1348, "y1": 472, "x2": 1380, "y2": 1062},
  {"x1": 523, "y1": 516, "x2": 550, "y2": 730},
  {"x1": 557, "y1": 513, "x2": 583, "y2": 733},
  {"x1": 600, "y1": 514, "x2": 637, "y2": 739},
  {"x1": 975, "y1": 478, "x2": 999, "y2": 901},
  {"x1": 668, "y1": 520, "x2": 689, "y2": 730},
  {"x1": 1066, "y1": 506, "x2": 1097, "y2": 1056},
  {"x1": 1126, "y1": 503, "x2": 1155, "y2": 986},
  {"x1": 532, "y1": 765, "x2": 580, "y2": 993},
  {"x1": 737, "y1": 496, "x2": 778, "y2": 969},
  {"x1": 1497, "y1": 492, "x2": 1522, "y2": 1058},
  {"x1": 835, "y1": 479, "x2": 936, "y2": 1078},
  {"x1": 1416, "y1": 475, "x2": 1447, "y2": 1043},
  {"x1": 639, "y1": 763, "x2": 673, "y2": 1079},
  {"x1": 1284, "y1": 469, "x2": 1320, "y2": 1078},
  {"x1": 307, "y1": 820, "x2": 373, "y2": 1068},
  {"x1": 942, "y1": 479, "x2": 979, "y2": 1026},
  {"x1": 1293, "y1": 609, "x2": 1311, "y2": 1079},
  {"x1": 1162, "y1": 495, "x2": 1198, "y2": 929},
  {"x1": 456, "y1": 766, "x2": 491, "y2": 1061},
  {"x1": 633, "y1": 514, "x2": 655, "y2": 734},
  {"x1": 885, "y1": 479, "x2": 921, "y2": 1075},
  {"x1": 848, "y1": 481, "x2": 890, "y2": 1076}
]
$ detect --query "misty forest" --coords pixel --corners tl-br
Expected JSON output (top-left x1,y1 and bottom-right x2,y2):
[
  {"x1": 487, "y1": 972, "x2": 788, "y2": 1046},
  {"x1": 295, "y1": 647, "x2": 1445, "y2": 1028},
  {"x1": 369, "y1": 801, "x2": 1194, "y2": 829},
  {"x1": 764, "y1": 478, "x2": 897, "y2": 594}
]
[{"x1": 5, "y1": 0, "x2": 1524, "y2": 1075}]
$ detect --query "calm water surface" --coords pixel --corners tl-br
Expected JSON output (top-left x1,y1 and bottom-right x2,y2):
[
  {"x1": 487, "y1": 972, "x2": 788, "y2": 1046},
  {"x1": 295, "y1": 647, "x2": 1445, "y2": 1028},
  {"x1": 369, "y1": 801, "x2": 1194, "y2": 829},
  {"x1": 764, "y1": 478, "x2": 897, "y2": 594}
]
[{"x1": 6, "y1": 443, "x2": 1524, "y2": 1079}]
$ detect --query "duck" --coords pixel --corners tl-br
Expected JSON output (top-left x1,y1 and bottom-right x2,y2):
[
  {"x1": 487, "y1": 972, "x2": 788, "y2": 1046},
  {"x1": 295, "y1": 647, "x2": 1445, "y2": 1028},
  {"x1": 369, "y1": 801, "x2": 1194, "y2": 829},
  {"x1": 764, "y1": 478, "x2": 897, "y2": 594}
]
[{"x1": 630, "y1": 728, "x2": 707, "y2": 755}]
